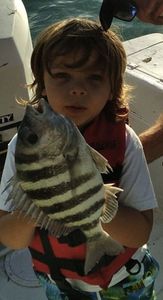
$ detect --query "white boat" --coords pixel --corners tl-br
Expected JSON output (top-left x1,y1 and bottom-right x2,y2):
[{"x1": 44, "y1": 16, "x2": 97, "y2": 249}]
[
  {"x1": 124, "y1": 34, "x2": 163, "y2": 299},
  {"x1": 0, "y1": 0, "x2": 33, "y2": 175},
  {"x1": 0, "y1": 0, "x2": 163, "y2": 298}
]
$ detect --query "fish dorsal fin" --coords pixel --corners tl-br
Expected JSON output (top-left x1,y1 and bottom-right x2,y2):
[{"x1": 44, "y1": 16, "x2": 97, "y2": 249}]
[
  {"x1": 87, "y1": 144, "x2": 112, "y2": 174},
  {"x1": 100, "y1": 184, "x2": 123, "y2": 223}
]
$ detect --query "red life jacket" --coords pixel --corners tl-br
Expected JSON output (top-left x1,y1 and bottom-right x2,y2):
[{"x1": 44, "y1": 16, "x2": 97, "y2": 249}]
[{"x1": 29, "y1": 112, "x2": 137, "y2": 289}]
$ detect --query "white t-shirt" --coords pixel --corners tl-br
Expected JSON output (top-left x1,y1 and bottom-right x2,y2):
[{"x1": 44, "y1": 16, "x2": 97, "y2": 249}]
[{"x1": 0, "y1": 124, "x2": 157, "y2": 290}]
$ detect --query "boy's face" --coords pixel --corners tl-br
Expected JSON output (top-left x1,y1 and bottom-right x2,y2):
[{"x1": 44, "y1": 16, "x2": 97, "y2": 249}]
[{"x1": 42, "y1": 51, "x2": 111, "y2": 128}]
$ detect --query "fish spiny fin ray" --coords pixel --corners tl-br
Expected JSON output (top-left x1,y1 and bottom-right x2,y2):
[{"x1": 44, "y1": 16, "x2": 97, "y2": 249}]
[
  {"x1": 100, "y1": 184, "x2": 123, "y2": 223},
  {"x1": 87, "y1": 144, "x2": 112, "y2": 173}
]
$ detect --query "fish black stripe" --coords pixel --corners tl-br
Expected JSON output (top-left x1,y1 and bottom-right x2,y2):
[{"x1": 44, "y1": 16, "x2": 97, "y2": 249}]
[
  {"x1": 80, "y1": 218, "x2": 99, "y2": 231},
  {"x1": 17, "y1": 162, "x2": 68, "y2": 181},
  {"x1": 26, "y1": 172, "x2": 95, "y2": 199},
  {"x1": 50, "y1": 198, "x2": 104, "y2": 224},
  {"x1": 15, "y1": 153, "x2": 39, "y2": 164},
  {"x1": 41, "y1": 184, "x2": 103, "y2": 213}
]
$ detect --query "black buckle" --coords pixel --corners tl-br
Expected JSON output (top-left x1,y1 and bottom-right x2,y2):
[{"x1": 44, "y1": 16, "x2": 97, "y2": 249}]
[{"x1": 125, "y1": 258, "x2": 141, "y2": 275}]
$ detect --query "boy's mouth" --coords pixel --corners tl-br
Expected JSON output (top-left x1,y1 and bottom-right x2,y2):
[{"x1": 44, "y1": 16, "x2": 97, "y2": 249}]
[{"x1": 65, "y1": 105, "x2": 87, "y2": 112}]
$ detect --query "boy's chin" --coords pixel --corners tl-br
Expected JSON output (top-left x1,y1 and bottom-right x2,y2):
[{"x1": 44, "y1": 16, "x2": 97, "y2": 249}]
[{"x1": 78, "y1": 119, "x2": 95, "y2": 131}]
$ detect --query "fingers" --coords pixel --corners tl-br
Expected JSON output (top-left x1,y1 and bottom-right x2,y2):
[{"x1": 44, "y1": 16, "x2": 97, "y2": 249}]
[
  {"x1": 147, "y1": 0, "x2": 163, "y2": 24},
  {"x1": 145, "y1": 0, "x2": 157, "y2": 14},
  {"x1": 154, "y1": 1, "x2": 163, "y2": 20},
  {"x1": 136, "y1": 0, "x2": 163, "y2": 24}
]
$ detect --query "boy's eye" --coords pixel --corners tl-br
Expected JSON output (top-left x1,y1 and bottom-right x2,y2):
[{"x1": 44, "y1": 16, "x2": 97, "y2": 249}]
[
  {"x1": 53, "y1": 72, "x2": 70, "y2": 79},
  {"x1": 89, "y1": 74, "x2": 103, "y2": 81}
]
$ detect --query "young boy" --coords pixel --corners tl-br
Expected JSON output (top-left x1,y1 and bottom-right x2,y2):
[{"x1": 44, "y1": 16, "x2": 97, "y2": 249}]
[{"x1": 0, "y1": 18, "x2": 159, "y2": 300}]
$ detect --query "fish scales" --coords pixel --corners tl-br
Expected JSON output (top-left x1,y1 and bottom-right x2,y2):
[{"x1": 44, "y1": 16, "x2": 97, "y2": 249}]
[
  {"x1": 20, "y1": 171, "x2": 104, "y2": 223},
  {"x1": 36, "y1": 184, "x2": 103, "y2": 213},
  {"x1": 23, "y1": 173, "x2": 97, "y2": 200},
  {"x1": 8, "y1": 98, "x2": 124, "y2": 274},
  {"x1": 17, "y1": 162, "x2": 69, "y2": 182},
  {"x1": 51, "y1": 201, "x2": 103, "y2": 225},
  {"x1": 22, "y1": 171, "x2": 100, "y2": 199},
  {"x1": 16, "y1": 156, "x2": 64, "y2": 171},
  {"x1": 18, "y1": 171, "x2": 95, "y2": 195},
  {"x1": 15, "y1": 152, "x2": 39, "y2": 164}
]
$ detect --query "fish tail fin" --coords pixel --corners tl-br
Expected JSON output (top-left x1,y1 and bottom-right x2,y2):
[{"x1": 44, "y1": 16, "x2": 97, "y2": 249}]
[{"x1": 84, "y1": 231, "x2": 124, "y2": 275}]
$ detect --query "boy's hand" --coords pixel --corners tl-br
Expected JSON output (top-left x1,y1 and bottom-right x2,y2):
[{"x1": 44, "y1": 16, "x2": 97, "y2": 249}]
[{"x1": 0, "y1": 210, "x2": 35, "y2": 249}]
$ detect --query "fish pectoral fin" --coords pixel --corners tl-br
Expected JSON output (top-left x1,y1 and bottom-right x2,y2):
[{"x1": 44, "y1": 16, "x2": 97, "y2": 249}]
[
  {"x1": 100, "y1": 184, "x2": 123, "y2": 223},
  {"x1": 87, "y1": 145, "x2": 112, "y2": 173},
  {"x1": 84, "y1": 232, "x2": 124, "y2": 275}
]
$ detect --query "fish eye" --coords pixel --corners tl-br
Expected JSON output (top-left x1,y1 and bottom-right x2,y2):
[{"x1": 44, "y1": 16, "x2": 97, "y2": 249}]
[{"x1": 27, "y1": 133, "x2": 38, "y2": 145}]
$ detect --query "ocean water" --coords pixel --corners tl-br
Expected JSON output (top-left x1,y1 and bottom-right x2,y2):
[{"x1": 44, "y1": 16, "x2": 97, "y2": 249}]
[{"x1": 23, "y1": 0, "x2": 163, "y2": 42}]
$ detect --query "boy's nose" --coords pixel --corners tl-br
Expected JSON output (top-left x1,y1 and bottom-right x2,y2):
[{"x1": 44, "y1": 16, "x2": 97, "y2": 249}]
[{"x1": 70, "y1": 86, "x2": 87, "y2": 96}]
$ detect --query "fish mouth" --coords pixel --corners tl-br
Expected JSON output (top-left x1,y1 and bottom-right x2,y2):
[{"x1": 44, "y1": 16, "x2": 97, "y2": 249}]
[
  {"x1": 30, "y1": 99, "x2": 47, "y2": 115},
  {"x1": 26, "y1": 98, "x2": 51, "y2": 117},
  {"x1": 17, "y1": 101, "x2": 48, "y2": 146},
  {"x1": 19, "y1": 99, "x2": 59, "y2": 146},
  {"x1": 36, "y1": 99, "x2": 46, "y2": 114}
]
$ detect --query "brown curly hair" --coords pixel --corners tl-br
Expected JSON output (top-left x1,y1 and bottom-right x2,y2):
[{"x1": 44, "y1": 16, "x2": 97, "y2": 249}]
[{"x1": 29, "y1": 17, "x2": 130, "y2": 121}]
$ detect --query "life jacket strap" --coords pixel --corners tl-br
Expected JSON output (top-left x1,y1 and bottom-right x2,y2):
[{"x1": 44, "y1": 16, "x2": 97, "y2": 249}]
[{"x1": 30, "y1": 230, "x2": 92, "y2": 300}]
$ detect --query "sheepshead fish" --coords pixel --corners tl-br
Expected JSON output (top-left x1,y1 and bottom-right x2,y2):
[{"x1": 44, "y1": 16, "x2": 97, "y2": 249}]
[{"x1": 7, "y1": 98, "x2": 124, "y2": 274}]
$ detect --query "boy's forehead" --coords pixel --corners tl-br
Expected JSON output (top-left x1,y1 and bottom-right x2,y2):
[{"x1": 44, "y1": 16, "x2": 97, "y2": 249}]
[{"x1": 50, "y1": 50, "x2": 104, "y2": 70}]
